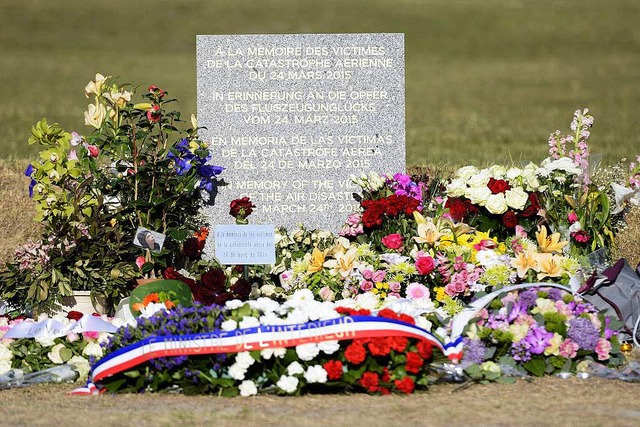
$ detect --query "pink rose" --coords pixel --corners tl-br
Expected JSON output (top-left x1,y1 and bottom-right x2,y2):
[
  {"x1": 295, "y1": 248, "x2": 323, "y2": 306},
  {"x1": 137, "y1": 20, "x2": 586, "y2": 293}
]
[
  {"x1": 567, "y1": 211, "x2": 579, "y2": 224},
  {"x1": 415, "y1": 256, "x2": 435, "y2": 275},
  {"x1": 595, "y1": 338, "x2": 611, "y2": 361},
  {"x1": 371, "y1": 270, "x2": 386, "y2": 283},
  {"x1": 360, "y1": 280, "x2": 374, "y2": 292},
  {"x1": 361, "y1": 269, "x2": 373, "y2": 280},
  {"x1": 381, "y1": 233, "x2": 403, "y2": 250},
  {"x1": 135, "y1": 256, "x2": 146, "y2": 270},
  {"x1": 388, "y1": 282, "x2": 402, "y2": 292},
  {"x1": 405, "y1": 282, "x2": 429, "y2": 300},
  {"x1": 319, "y1": 286, "x2": 335, "y2": 302},
  {"x1": 388, "y1": 292, "x2": 401, "y2": 299},
  {"x1": 83, "y1": 331, "x2": 99, "y2": 341},
  {"x1": 87, "y1": 145, "x2": 100, "y2": 158}
]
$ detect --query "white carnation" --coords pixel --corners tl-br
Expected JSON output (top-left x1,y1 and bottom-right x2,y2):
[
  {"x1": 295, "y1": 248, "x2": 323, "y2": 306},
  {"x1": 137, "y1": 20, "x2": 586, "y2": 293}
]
[
  {"x1": 238, "y1": 316, "x2": 261, "y2": 329},
  {"x1": 465, "y1": 186, "x2": 492, "y2": 206},
  {"x1": 0, "y1": 360, "x2": 11, "y2": 376},
  {"x1": 485, "y1": 193, "x2": 508, "y2": 215},
  {"x1": 239, "y1": 380, "x2": 258, "y2": 397},
  {"x1": 221, "y1": 319, "x2": 238, "y2": 331},
  {"x1": 228, "y1": 363, "x2": 247, "y2": 380},
  {"x1": 287, "y1": 361, "x2": 305, "y2": 375},
  {"x1": 295, "y1": 342, "x2": 320, "y2": 361},
  {"x1": 235, "y1": 351, "x2": 256, "y2": 369},
  {"x1": 225, "y1": 299, "x2": 244, "y2": 310},
  {"x1": 355, "y1": 292, "x2": 380, "y2": 310},
  {"x1": 249, "y1": 297, "x2": 280, "y2": 314},
  {"x1": 261, "y1": 347, "x2": 287, "y2": 360},
  {"x1": 0, "y1": 345, "x2": 12, "y2": 362},
  {"x1": 304, "y1": 365, "x2": 328, "y2": 384},
  {"x1": 505, "y1": 187, "x2": 529, "y2": 210},
  {"x1": 318, "y1": 340, "x2": 340, "y2": 355},
  {"x1": 276, "y1": 375, "x2": 299, "y2": 394}
]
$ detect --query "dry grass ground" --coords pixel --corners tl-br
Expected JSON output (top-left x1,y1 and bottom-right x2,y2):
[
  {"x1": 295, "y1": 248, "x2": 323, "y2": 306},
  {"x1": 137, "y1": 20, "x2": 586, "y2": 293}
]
[
  {"x1": 0, "y1": 160, "x2": 40, "y2": 264},
  {"x1": 0, "y1": 377, "x2": 639, "y2": 427}
]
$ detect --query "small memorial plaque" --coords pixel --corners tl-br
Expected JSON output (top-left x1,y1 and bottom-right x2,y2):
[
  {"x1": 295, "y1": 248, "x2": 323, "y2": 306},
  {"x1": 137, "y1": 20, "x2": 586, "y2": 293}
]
[
  {"x1": 197, "y1": 33, "x2": 405, "y2": 234},
  {"x1": 214, "y1": 225, "x2": 276, "y2": 265}
]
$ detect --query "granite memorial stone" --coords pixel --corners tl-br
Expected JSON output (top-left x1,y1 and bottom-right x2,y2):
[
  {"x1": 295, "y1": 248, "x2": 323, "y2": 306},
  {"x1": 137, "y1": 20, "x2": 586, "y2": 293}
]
[{"x1": 197, "y1": 33, "x2": 405, "y2": 233}]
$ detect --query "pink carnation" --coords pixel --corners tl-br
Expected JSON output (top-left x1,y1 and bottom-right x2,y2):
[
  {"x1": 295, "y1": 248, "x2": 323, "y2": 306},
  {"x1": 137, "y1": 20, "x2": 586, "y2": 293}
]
[{"x1": 559, "y1": 339, "x2": 579, "y2": 358}]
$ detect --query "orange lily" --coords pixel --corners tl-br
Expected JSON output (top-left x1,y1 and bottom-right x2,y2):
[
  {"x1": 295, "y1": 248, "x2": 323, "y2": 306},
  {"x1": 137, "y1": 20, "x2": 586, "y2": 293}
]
[{"x1": 535, "y1": 226, "x2": 568, "y2": 254}]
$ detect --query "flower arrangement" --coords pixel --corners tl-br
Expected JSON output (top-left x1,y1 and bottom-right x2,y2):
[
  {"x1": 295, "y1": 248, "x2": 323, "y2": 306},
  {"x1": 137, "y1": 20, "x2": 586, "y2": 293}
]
[
  {"x1": 1, "y1": 74, "x2": 224, "y2": 313},
  {"x1": 462, "y1": 287, "x2": 625, "y2": 376},
  {"x1": 91, "y1": 290, "x2": 436, "y2": 395}
]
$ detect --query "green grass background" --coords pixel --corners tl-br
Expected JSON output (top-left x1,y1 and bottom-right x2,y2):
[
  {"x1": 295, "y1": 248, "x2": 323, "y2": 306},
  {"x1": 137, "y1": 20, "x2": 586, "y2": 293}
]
[{"x1": 1, "y1": 0, "x2": 639, "y2": 164}]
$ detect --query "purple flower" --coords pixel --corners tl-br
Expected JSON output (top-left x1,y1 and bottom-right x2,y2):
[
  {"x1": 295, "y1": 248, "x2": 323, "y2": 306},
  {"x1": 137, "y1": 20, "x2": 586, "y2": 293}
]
[
  {"x1": 525, "y1": 327, "x2": 554, "y2": 354},
  {"x1": 511, "y1": 340, "x2": 532, "y2": 362},
  {"x1": 567, "y1": 317, "x2": 599, "y2": 350},
  {"x1": 546, "y1": 288, "x2": 563, "y2": 301},
  {"x1": 518, "y1": 289, "x2": 538, "y2": 309},
  {"x1": 462, "y1": 338, "x2": 486, "y2": 364},
  {"x1": 24, "y1": 164, "x2": 36, "y2": 198}
]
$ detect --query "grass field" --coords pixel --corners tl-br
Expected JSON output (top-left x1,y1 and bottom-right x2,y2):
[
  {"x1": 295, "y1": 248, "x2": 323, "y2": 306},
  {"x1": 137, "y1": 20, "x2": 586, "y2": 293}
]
[{"x1": 1, "y1": 0, "x2": 639, "y2": 164}]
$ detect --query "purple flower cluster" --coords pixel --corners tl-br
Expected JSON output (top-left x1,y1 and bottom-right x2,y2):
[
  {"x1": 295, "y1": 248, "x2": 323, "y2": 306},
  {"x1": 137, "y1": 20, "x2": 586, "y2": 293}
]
[
  {"x1": 511, "y1": 340, "x2": 532, "y2": 362},
  {"x1": 567, "y1": 317, "x2": 599, "y2": 351},
  {"x1": 386, "y1": 173, "x2": 425, "y2": 207},
  {"x1": 168, "y1": 139, "x2": 224, "y2": 192},
  {"x1": 462, "y1": 338, "x2": 486, "y2": 364}
]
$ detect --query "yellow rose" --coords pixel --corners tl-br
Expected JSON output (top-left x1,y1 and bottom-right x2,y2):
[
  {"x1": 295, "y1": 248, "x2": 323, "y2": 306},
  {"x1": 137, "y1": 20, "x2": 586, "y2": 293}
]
[{"x1": 84, "y1": 102, "x2": 107, "y2": 129}]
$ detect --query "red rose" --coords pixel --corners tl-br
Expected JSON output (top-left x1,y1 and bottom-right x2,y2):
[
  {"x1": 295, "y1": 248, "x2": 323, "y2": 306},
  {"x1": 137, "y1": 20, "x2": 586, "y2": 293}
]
[
  {"x1": 323, "y1": 360, "x2": 343, "y2": 380},
  {"x1": 381, "y1": 233, "x2": 404, "y2": 250},
  {"x1": 405, "y1": 351, "x2": 424, "y2": 374},
  {"x1": 344, "y1": 342, "x2": 367, "y2": 365},
  {"x1": 147, "y1": 104, "x2": 162, "y2": 123},
  {"x1": 358, "y1": 371, "x2": 380, "y2": 393},
  {"x1": 502, "y1": 210, "x2": 519, "y2": 228},
  {"x1": 87, "y1": 145, "x2": 100, "y2": 158},
  {"x1": 229, "y1": 197, "x2": 256, "y2": 219},
  {"x1": 66, "y1": 310, "x2": 84, "y2": 321},
  {"x1": 415, "y1": 256, "x2": 435, "y2": 275},
  {"x1": 417, "y1": 340, "x2": 433, "y2": 360},
  {"x1": 487, "y1": 178, "x2": 511, "y2": 194},
  {"x1": 521, "y1": 193, "x2": 541, "y2": 218},
  {"x1": 182, "y1": 237, "x2": 201, "y2": 259},
  {"x1": 394, "y1": 377, "x2": 415, "y2": 394},
  {"x1": 445, "y1": 197, "x2": 468, "y2": 221},
  {"x1": 230, "y1": 278, "x2": 252, "y2": 299},
  {"x1": 201, "y1": 268, "x2": 227, "y2": 292}
]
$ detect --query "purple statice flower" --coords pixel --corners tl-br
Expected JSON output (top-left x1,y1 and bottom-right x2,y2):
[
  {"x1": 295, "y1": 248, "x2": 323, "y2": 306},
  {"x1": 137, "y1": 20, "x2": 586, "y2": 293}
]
[
  {"x1": 567, "y1": 317, "x2": 600, "y2": 351},
  {"x1": 525, "y1": 326, "x2": 554, "y2": 355},
  {"x1": 518, "y1": 289, "x2": 538, "y2": 310},
  {"x1": 511, "y1": 340, "x2": 532, "y2": 362},
  {"x1": 462, "y1": 338, "x2": 486, "y2": 364},
  {"x1": 546, "y1": 288, "x2": 563, "y2": 301}
]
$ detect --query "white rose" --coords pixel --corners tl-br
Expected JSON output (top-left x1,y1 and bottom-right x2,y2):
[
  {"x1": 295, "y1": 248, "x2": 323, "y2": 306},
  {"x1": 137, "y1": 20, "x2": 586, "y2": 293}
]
[
  {"x1": 489, "y1": 165, "x2": 507, "y2": 179},
  {"x1": 287, "y1": 361, "x2": 305, "y2": 375},
  {"x1": 456, "y1": 165, "x2": 479, "y2": 180},
  {"x1": 304, "y1": 365, "x2": 328, "y2": 384},
  {"x1": 235, "y1": 352, "x2": 255, "y2": 369},
  {"x1": 35, "y1": 335, "x2": 56, "y2": 347},
  {"x1": 228, "y1": 363, "x2": 247, "y2": 380},
  {"x1": 506, "y1": 167, "x2": 523, "y2": 181},
  {"x1": 239, "y1": 380, "x2": 258, "y2": 397},
  {"x1": 82, "y1": 341, "x2": 104, "y2": 358},
  {"x1": 467, "y1": 170, "x2": 491, "y2": 188},
  {"x1": 276, "y1": 375, "x2": 299, "y2": 394},
  {"x1": 47, "y1": 343, "x2": 67, "y2": 364},
  {"x1": 0, "y1": 345, "x2": 12, "y2": 362},
  {"x1": 504, "y1": 187, "x2": 529, "y2": 210},
  {"x1": 485, "y1": 193, "x2": 508, "y2": 215},
  {"x1": 465, "y1": 186, "x2": 492, "y2": 206},
  {"x1": 238, "y1": 316, "x2": 261, "y2": 329},
  {"x1": 68, "y1": 355, "x2": 91, "y2": 381},
  {"x1": 318, "y1": 340, "x2": 341, "y2": 355},
  {"x1": 446, "y1": 178, "x2": 468, "y2": 197},
  {"x1": 295, "y1": 343, "x2": 320, "y2": 361},
  {"x1": 0, "y1": 359, "x2": 12, "y2": 376}
]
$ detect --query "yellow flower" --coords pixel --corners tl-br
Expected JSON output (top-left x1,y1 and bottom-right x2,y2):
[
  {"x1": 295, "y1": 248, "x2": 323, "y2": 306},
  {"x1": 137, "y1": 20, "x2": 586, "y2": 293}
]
[
  {"x1": 109, "y1": 218, "x2": 117, "y2": 227},
  {"x1": 435, "y1": 287, "x2": 447, "y2": 302},
  {"x1": 511, "y1": 251, "x2": 538, "y2": 278},
  {"x1": 544, "y1": 333, "x2": 563, "y2": 356},
  {"x1": 535, "y1": 226, "x2": 567, "y2": 254},
  {"x1": 84, "y1": 73, "x2": 108, "y2": 98},
  {"x1": 104, "y1": 89, "x2": 132, "y2": 109},
  {"x1": 535, "y1": 253, "x2": 564, "y2": 280},
  {"x1": 84, "y1": 102, "x2": 107, "y2": 129},
  {"x1": 413, "y1": 211, "x2": 428, "y2": 225},
  {"x1": 323, "y1": 248, "x2": 358, "y2": 278},
  {"x1": 307, "y1": 248, "x2": 327, "y2": 273},
  {"x1": 414, "y1": 221, "x2": 444, "y2": 246}
]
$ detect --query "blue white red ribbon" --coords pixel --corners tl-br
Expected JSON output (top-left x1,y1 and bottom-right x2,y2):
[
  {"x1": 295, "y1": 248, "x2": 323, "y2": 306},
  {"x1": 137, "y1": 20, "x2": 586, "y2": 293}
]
[{"x1": 72, "y1": 315, "x2": 462, "y2": 395}]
